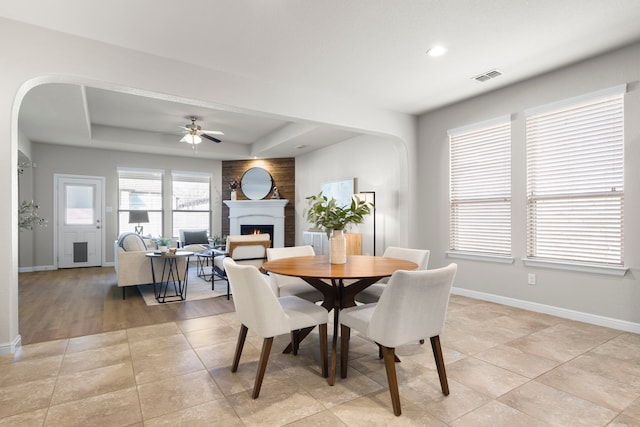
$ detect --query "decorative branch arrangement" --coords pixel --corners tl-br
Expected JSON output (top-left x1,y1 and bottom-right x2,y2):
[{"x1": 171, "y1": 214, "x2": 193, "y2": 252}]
[{"x1": 19, "y1": 200, "x2": 47, "y2": 231}]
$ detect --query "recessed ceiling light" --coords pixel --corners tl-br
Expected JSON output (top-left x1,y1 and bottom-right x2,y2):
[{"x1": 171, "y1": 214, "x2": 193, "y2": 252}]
[
  {"x1": 296, "y1": 145, "x2": 306, "y2": 149},
  {"x1": 426, "y1": 46, "x2": 447, "y2": 57}
]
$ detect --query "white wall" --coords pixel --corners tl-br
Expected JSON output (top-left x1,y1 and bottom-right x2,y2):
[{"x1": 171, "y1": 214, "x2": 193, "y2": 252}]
[
  {"x1": 0, "y1": 18, "x2": 415, "y2": 352},
  {"x1": 295, "y1": 135, "x2": 407, "y2": 255},
  {"x1": 418, "y1": 42, "x2": 640, "y2": 328}
]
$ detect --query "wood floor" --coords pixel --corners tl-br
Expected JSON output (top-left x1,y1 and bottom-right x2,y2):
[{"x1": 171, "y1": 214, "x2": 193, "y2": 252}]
[{"x1": 18, "y1": 267, "x2": 235, "y2": 345}]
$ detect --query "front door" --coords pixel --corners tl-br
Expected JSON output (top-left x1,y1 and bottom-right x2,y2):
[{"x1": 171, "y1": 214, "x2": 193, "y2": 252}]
[{"x1": 56, "y1": 175, "x2": 104, "y2": 268}]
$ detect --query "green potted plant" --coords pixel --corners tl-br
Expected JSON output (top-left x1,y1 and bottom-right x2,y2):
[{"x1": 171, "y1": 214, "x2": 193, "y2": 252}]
[
  {"x1": 305, "y1": 192, "x2": 372, "y2": 264},
  {"x1": 154, "y1": 237, "x2": 171, "y2": 252}
]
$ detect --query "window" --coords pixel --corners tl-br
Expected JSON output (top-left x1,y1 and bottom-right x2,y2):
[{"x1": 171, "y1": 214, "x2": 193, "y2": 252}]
[
  {"x1": 449, "y1": 116, "x2": 512, "y2": 256},
  {"x1": 118, "y1": 168, "x2": 163, "y2": 236},
  {"x1": 171, "y1": 171, "x2": 211, "y2": 237},
  {"x1": 526, "y1": 86, "x2": 625, "y2": 266}
]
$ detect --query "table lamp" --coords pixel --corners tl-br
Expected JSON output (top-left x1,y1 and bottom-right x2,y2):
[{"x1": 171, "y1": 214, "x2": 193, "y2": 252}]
[{"x1": 129, "y1": 210, "x2": 149, "y2": 235}]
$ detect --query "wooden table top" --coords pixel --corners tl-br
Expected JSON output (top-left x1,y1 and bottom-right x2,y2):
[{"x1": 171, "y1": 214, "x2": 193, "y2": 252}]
[{"x1": 262, "y1": 255, "x2": 418, "y2": 280}]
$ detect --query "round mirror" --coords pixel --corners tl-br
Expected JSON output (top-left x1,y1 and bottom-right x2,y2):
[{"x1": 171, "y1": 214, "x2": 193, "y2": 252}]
[{"x1": 241, "y1": 167, "x2": 273, "y2": 200}]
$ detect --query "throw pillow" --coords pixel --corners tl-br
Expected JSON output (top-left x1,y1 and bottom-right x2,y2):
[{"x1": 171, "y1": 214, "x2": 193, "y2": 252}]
[{"x1": 121, "y1": 233, "x2": 147, "y2": 251}]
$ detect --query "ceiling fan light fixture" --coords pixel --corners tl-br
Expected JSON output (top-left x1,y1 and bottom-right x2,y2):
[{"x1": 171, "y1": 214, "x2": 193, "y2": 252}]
[{"x1": 181, "y1": 134, "x2": 202, "y2": 144}]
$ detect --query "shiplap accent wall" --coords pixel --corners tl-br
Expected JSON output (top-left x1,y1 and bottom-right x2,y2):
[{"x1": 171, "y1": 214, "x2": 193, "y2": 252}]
[{"x1": 221, "y1": 158, "x2": 295, "y2": 246}]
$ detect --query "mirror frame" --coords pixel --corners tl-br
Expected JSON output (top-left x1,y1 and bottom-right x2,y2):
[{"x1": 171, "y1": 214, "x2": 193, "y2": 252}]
[{"x1": 241, "y1": 167, "x2": 273, "y2": 200}]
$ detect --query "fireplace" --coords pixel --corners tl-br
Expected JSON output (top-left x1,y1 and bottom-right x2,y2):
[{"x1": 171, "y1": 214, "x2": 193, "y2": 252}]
[
  {"x1": 224, "y1": 200, "x2": 288, "y2": 248},
  {"x1": 241, "y1": 224, "x2": 274, "y2": 247}
]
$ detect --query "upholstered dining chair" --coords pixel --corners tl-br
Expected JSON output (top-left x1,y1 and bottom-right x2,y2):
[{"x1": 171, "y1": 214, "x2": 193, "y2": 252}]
[
  {"x1": 266, "y1": 245, "x2": 323, "y2": 302},
  {"x1": 340, "y1": 263, "x2": 457, "y2": 416},
  {"x1": 355, "y1": 246, "x2": 430, "y2": 304},
  {"x1": 223, "y1": 258, "x2": 329, "y2": 399},
  {"x1": 213, "y1": 234, "x2": 271, "y2": 299}
]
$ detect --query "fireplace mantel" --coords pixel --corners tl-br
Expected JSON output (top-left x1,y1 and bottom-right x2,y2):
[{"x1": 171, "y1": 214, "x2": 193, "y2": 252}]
[{"x1": 224, "y1": 199, "x2": 289, "y2": 247}]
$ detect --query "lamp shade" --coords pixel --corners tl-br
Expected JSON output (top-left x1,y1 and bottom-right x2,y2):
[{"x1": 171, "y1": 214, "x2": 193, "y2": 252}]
[{"x1": 128, "y1": 210, "x2": 149, "y2": 224}]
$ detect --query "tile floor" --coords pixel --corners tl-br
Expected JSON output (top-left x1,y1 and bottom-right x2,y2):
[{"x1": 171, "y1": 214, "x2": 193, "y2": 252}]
[{"x1": 1, "y1": 295, "x2": 640, "y2": 426}]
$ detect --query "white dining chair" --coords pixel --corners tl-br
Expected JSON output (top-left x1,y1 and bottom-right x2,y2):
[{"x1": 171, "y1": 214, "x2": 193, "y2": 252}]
[
  {"x1": 223, "y1": 258, "x2": 329, "y2": 399},
  {"x1": 266, "y1": 245, "x2": 323, "y2": 302},
  {"x1": 340, "y1": 263, "x2": 457, "y2": 416},
  {"x1": 355, "y1": 246, "x2": 430, "y2": 304}
]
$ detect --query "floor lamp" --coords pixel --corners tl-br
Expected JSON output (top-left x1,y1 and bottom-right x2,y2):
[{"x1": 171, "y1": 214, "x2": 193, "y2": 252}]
[{"x1": 356, "y1": 192, "x2": 376, "y2": 255}]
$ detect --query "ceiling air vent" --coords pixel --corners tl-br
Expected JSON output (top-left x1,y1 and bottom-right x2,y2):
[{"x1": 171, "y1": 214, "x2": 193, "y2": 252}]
[{"x1": 473, "y1": 69, "x2": 503, "y2": 83}]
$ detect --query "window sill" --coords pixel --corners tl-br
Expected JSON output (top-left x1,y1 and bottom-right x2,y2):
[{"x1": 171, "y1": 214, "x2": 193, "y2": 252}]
[
  {"x1": 522, "y1": 258, "x2": 628, "y2": 277},
  {"x1": 446, "y1": 251, "x2": 514, "y2": 264}
]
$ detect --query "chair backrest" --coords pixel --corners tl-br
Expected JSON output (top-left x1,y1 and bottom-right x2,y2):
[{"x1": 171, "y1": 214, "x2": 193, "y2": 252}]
[
  {"x1": 226, "y1": 234, "x2": 271, "y2": 267},
  {"x1": 266, "y1": 245, "x2": 315, "y2": 295},
  {"x1": 179, "y1": 229, "x2": 209, "y2": 246},
  {"x1": 379, "y1": 246, "x2": 430, "y2": 284},
  {"x1": 368, "y1": 263, "x2": 457, "y2": 348},
  {"x1": 223, "y1": 258, "x2": 290, "y2": 338},
  {"x1": 382, "y1": 246, "x2": 430, "y2": 270}
]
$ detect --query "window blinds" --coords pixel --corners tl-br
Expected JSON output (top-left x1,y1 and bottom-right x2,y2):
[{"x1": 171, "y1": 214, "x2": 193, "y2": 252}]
[
  {"x1": 449, "y1": 117, "x2": 511, "y2": 255},
  {"x1": 171, "y1": 171, "x2": 211, "y2": 236},
  {"x1": 526, "y1": 86, "x2": 625, "y2": 265}
]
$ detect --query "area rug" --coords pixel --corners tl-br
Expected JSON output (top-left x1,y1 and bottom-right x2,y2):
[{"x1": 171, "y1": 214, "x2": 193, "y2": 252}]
[{"x1": 137, "y1": 270, "x2": 229, "y2": 306}]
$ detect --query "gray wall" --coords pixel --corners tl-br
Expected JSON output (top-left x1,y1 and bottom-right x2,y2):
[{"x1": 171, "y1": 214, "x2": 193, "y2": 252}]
[
  {"x1": 26, "y1": 143, "x2": 222, "y2": 268},
  {"x1": 295, "y1": 134, "x2": 406, "y2": 256},
  {"x1": 417, "y1": 42, "x2": 640, "y2": 326}
]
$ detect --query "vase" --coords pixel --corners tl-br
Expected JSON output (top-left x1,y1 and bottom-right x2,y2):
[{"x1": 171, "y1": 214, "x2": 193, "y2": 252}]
[
  {"x1": 231, "y1": 190, "x2": 237, "y2": 200},
  {"x1": 330, "y1": 229, "x2": 347, "y2": 264},
  {"x1": 158, "y1": 245, "x2": 168, "y2": 253}
]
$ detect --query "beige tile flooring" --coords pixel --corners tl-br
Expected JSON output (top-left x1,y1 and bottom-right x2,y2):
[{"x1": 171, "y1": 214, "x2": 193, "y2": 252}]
[{"x1": 1, "y1": 295, "x2": 640, "y2": 426}]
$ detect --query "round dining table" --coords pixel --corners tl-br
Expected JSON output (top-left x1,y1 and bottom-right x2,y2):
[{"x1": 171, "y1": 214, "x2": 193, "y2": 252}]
[{"x1": 262, "y1": 255, "x2": 418, "y2": 385}]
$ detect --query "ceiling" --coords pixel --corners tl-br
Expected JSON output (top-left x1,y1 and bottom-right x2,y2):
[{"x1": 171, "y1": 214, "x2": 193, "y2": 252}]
[{"x1": 5, "y1": 0, "x2": 640, "y2": 160}]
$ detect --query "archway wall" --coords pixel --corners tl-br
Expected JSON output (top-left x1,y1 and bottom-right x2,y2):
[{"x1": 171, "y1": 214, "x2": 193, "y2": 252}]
[{"x1": 0, "y1": 18, "x2": 417, "y2": 352}]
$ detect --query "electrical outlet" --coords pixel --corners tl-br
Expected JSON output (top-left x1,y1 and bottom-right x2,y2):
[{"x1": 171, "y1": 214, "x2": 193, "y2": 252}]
[{"x1": 527, "y1": 273, "x2": 536, "y2": 285}]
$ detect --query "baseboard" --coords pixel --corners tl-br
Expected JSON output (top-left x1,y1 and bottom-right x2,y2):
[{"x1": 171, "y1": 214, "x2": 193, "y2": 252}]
[
  {"x1": 19, "y1": 263, "x2": 114, "y2": 273},
  {"x1": 452, "y1": 287, "x2": 640, "y2": 334},
  {"x1": 18, "y1": 265, "x2": 56, "y2": 273},
  {"x1": 0, "y1": 335, "x2": 21, "y2": 356}
]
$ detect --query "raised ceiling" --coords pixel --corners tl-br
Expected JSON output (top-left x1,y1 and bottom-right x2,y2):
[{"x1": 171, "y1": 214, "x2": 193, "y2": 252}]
[{"x1": 5, "y1": 0, "x2": 640, "y2": 159}]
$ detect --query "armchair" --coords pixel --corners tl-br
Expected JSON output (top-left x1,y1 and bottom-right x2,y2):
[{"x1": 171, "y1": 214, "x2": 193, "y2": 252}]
[{"x1": 213, "y1": 234, "x2": 271, "y2": 299}]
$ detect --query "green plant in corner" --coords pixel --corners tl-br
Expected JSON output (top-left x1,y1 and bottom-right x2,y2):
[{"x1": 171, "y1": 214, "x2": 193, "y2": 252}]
[{"x1": 305, "y1": 191, "x2": 372, "y2": 239}]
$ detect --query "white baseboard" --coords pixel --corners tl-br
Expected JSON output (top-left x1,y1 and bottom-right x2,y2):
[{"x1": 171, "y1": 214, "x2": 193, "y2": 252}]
[
  {"x1": 18, "y1": 265, "x2": 56, "y2": 273},
  {"x1": 19, "y1": 263, "x2": 114, "y2": 273},
  {"x1": 0, "y1": 335, "x2": 21, "y2": 356},
  {"x1": 452, "y1": 287, "x2": 640, "y2": 334}
]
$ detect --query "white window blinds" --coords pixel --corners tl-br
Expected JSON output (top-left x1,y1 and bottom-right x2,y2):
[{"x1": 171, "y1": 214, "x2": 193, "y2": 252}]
[
  {"x1": 117, "y1": 168, "x2": 163, "y2": 236},
  {"x1": 449, "y1": 117, "x2": 511, "y2": 255},
  {"x1": 171, "y1": 171, "x2": 211, "y2": 237},
  {"x1": 526, "y1": 86, "x2": 625, "y2": 265}
]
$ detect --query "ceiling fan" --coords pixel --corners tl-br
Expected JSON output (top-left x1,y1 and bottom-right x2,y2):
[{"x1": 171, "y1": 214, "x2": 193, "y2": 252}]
[{"x1": 179, "y1": 116, "x2": 224, "y2": 144}]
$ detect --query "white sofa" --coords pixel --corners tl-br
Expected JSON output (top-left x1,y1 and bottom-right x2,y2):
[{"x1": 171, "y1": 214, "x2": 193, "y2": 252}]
[{"x1": 114, "y1": 233, "x2": 186, "y2": 299}]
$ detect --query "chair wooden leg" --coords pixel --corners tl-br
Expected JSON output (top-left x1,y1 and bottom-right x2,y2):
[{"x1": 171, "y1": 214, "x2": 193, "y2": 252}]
[
  {"x1": 430, "y1": 335, "x2": 449, "y2": 395},
  {"x1": 381, "y1": 345, "x2": 402, "y2": 416},
  {"x1": 232, "y1": 324, "x2": 248, "y2": 373},
  {"x1": 319, "y1": 324, "x2": 328, "y2": 378},
  {"x1": 291, "y1": 330, "x2": 299, "y2": 355},
  {"x1": 340, "y1": 324, "x2": 351, "y2": 379},
  {"x1": 252, "y1": 337, "x2": 274, "y2": 399}
]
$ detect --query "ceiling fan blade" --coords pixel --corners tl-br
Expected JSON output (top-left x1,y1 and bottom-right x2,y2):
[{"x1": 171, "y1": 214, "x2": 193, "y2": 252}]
[
  {"x1": 200, "y1": 130, "x2": 224, "y2": 135},
  {"x1": 201, "y1": 133, "x2": 221, "y2": 143}
]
